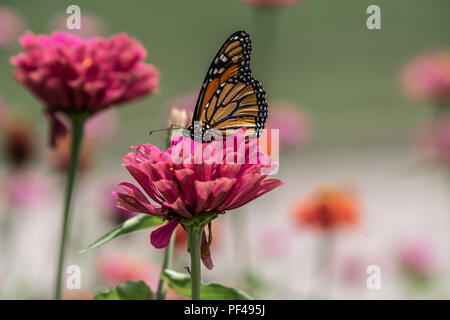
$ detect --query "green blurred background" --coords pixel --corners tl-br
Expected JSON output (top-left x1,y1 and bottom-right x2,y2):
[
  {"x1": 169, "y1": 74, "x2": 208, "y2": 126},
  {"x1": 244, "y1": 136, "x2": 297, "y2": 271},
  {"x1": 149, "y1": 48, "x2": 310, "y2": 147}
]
[{"x1": 0, "y1": 0, "x2": 449, "y2": 155}]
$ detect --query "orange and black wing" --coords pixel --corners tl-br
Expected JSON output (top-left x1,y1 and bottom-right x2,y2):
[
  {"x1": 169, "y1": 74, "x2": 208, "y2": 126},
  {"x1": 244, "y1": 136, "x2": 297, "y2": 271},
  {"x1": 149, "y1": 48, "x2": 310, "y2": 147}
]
[
  {"x1": 202, "y1": 74, "x2": 267, "y2": 139},
  {"x1": 192, "y1": 31, "x2": 251, "y2": 122},
  {"x1": 191, "y1": 30, "x2": 268, "y2": 138}
]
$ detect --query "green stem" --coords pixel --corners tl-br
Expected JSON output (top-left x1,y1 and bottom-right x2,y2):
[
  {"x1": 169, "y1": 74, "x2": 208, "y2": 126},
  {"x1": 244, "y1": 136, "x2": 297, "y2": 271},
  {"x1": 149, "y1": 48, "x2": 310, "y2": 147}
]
[
  {"x1": 155, "y1": 234, "x2": 174, "y2": 300},
  {"x1": 187, "y1": 225, "x2": 203, "y2": 300},
  {"x1": 53, "y1": 113, "x2": 87, "y2": 300}
]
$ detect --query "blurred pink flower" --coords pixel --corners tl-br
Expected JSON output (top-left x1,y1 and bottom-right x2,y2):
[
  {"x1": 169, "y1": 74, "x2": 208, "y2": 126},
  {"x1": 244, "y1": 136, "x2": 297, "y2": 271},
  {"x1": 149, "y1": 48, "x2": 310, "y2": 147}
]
[
  {"x1": 257, "y1": 224, "x2": 293, "y2": 257},
  {"x1": 339, "y1": 256, "x2": 367, "y2": 285},
  {"x1": 241, "y1": 0, "x2": 299, "y2": 7},
  {"x1": 7, "y1": 171, "x2": 49, "y2": 208},
  {"x1": 417, "y1": 117, "x2": 450, "y2": 165},
  {"x1": 402, "y1": 52, "x2": 450, "y2": 104},
  {"x1": 48, "y1": 12, "x2": 107, "y2": 38},
  {"x1": 85, "y1": 109, "x2": 120, "y2": 143},
  {"x1": 10, "y1": 31, "x2": 160, "y2": 147},
  {"x1": 97, "y1": 252, "x2": 158, "y2": 287},
  {"x1": 398, "y1": 237, "x2": 435, "y2": 278},
  {"x1": 264, "y1": 102, "x2": 311, "y2": 150},
  {"x1": 0, "y1": 7, "x2": 25, "y2": 49},
  {"x1": 96, "y1": 252, "x2": 183, "y2": 299},
  {"x1": 115, "y1": 132, "x2": 284, "y2": 269}
]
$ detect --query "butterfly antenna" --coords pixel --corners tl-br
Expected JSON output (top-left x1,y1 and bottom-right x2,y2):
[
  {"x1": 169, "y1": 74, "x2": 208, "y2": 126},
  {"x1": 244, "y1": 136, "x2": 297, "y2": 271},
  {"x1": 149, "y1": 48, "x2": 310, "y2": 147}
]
[{"x1": 148, "y1": 124, "x2": 187, "y2": 136}]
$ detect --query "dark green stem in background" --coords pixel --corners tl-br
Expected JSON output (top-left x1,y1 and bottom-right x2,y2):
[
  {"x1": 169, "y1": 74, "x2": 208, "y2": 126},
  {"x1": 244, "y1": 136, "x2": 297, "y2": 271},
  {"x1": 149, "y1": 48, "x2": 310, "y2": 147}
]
[
  {"x1": 187, "y1": 225, "x2": 203, "y2": 300},
  {"x1": 54, "y1": 113, "x2": 88, "y2": 300},
  {"x1": 155, "y1": 234, "x2": 174, "y2": 300}
]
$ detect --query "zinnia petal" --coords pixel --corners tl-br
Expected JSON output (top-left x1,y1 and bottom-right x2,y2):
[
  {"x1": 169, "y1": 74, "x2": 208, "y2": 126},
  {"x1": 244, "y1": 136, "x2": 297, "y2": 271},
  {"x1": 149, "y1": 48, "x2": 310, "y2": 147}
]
[{"x1": 150, "y1": 218, "x2": 179, "y2": 249}]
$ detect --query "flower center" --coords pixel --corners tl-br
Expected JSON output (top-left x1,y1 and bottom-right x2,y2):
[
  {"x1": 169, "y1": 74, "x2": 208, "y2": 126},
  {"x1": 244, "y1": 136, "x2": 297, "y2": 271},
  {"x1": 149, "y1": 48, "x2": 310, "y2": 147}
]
[{"x1": 83, "y1": 57, "x2": 93, "y2": 68}]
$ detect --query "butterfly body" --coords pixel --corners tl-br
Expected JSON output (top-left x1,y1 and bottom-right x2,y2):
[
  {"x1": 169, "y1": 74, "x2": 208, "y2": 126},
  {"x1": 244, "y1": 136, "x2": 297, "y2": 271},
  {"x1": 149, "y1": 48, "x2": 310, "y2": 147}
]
[{"x1": 188, "y1": 31, "x2": 268, "y2": 141}]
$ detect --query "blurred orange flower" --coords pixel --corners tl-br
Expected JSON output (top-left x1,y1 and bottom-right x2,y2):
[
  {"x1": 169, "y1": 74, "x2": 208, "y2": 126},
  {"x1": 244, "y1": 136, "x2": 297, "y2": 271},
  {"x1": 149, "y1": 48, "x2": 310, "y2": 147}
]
[{"x1": 292, "y1": 187, "x2": 359, "y2": 231}]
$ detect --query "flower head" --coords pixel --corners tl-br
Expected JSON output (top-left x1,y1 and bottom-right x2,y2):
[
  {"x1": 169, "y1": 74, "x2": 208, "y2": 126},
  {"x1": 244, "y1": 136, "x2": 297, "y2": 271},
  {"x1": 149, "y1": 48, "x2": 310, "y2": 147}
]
[
  {"x1": 292, "y1": 187, "x2": 359, "y2": 231},
  {"x1": 10, "y1": 31, "x2": 159, "y2": 146},
  {"x1": 263, "y1": 102, "x2": 311, "y2": 151},
  {"x1": 402, "y1": 52, "x2": 450, "y2": 104},
  {"x1": 398, "y1": 237, "x2": 435, "y2": 279},
  {"x1": 115, "y1": 132, "x2": 284, "y2": 268},
  {"x1": 7, "y1": 170, "x2": 50, "y2": 208}
]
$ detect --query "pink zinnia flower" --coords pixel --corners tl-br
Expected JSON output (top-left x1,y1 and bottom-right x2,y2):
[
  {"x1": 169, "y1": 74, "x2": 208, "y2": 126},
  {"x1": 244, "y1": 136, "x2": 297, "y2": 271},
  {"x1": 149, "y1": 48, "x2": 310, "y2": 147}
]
[
  {"x1": 7, "y1": 171, "x2": 50, "y2": 208},
  {"x1": 0, "y1": 7, "x2": 25, "y2": 49},
  {"x1": 398, "y1": 237, "x2": 435, "y2": 278},
  {"x1": 97, "y1": 252, "x2": 159, "y2": 287},
  {"x1": 264, "y1": 102, "x2": 311, "y2": 151},
  {"x1": 10, "y1": 31, "x2": 159, "y2": 146},
  {"x1": 97, "y1": 252, "x2": 183, "y2": 299},
  {"x1": 241, "y1": 0, "x2": 299, "y2": 7},
  {"x1": 115, "y1": 132, "x2": 284, "y2": 269},
  {"x1": 402, "y1": 52, "x2": 450, "y2": 104}
]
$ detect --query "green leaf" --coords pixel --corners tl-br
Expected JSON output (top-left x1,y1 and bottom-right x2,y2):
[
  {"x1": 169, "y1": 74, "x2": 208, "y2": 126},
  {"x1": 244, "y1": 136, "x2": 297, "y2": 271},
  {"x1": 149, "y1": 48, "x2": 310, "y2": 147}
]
[
  {"x1": 80, "y1": 214, "x2": 163, "y2": 252},
  {"x1": 161, "y1": 269, "x2": 253, "y2": 300},
  {"x1": 94, "y1": 280, "x2": 153, "y2": 300}
]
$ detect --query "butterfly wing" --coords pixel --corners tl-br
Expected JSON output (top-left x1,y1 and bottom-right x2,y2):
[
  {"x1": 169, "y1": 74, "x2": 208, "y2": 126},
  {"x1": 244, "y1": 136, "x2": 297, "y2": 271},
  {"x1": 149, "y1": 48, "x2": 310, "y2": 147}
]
[
  {"x1": 191, "y1": 31, "x2": 267, "y2": 138},
  {"x1": 202, "y1": 74, "x2": 267, "y2": 139}
]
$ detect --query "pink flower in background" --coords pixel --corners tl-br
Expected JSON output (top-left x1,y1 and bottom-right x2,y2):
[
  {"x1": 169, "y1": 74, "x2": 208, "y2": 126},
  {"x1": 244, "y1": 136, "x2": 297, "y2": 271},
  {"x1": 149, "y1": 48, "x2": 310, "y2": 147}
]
[
  {"x1": 257, "y1": 224, "x2": 293, "y2": 258},
  {"x1": 0, "y1": 7, "x2": 25, "y2": 49},
  {"x1": 115, "y1": 132, "x2": 284, "y2": 269},
  {"x1": 48, "y1": 12, "x2": 107, "y2": 38},
  {"x1": 418, "y1": 117, "x2": 450, "y2": 165},
  {"x1": 241, "y1": 0, "x2": 299, "y2": 7},
  {"x1": 402, "y1": 52, "x2": 450, "y2": 104},
  {"x1": 10, "y1": 31, "x2": 160, "y2": 146},
  {"x1": 8, "y1": 171, "x2": 49, "y2": 208},
  {"x1": 97, "y1": 252, "x2": 183, "y2": 299},
  {"x1": 85, "y1": 109, "x2": 120, "y2": 143},
  {"x1": 339, "y1": 256, "x2": 367, "y2": 285},
  {"x1": 264, "y1": 102, "x2": 311, "y2": 151},
  {"x1": 97, "y1": 252, "x2": 158, "y2": 287},
  {"x1": 398, "y1": 237, "x2": 435, "y2": 278}
]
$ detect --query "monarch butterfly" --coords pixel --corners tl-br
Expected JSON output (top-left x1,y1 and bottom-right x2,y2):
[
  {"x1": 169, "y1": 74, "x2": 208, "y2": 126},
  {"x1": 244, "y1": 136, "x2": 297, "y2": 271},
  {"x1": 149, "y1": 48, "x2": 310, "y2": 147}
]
[{"x1": 187, "y1": 30, "x2": 268, "y2": 141}]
